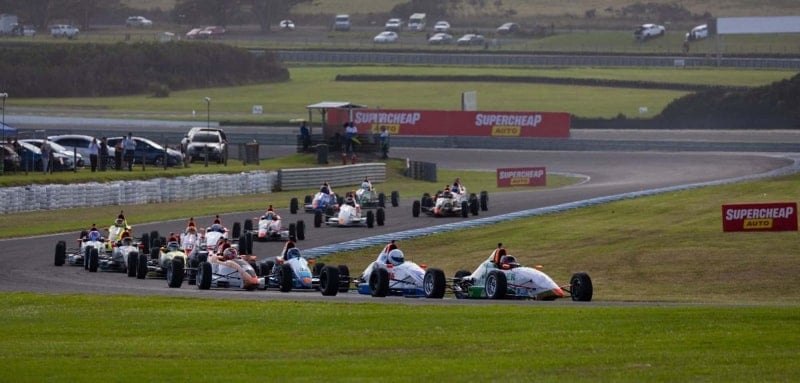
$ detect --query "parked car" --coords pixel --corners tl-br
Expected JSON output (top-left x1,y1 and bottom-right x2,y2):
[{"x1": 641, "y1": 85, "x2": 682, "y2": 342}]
[
  {"x1": 21, "y1": 139, "x2": 85, "y2": 168},
  {"x1": 685, "y1": 24, "x2": 708, "y2": 41},
  {"x1": 433, "y1": 21, "x2": 451, "y2": 33},
  {"x1": 385, "y1": 18, "x2": 402, "y2": 32},
  {"x1": 496, "y1": 22, "x2": 520, "y2": 35},
  {"x1": 126, "y1": 16, "x2": 153, "y2": 28},
  {"x1": 279, "y1": 20, "x2": 295, "y2": 31},
  {"x1": 456, "y1": 33, "x2": 485, "y2": 46},
  {"x1": 106, "y1": 136, "x2": 182, "y2": 167},
  {"x1": 186, "y1": 26, "x2": 225, "y2": 40},
  {"x1": 373, "y1": 31, "x2": 399, "y2": 44},
  {"x1": 428, "y1": 32, "x2": 453, "y2": 45},
  {"x1": 634, "y1": 23, "x2": 665, "y2": 41},
  {"x1": 1, "y1": 144, "x2": 20, "y2": 171},
  {"x1": 10, "y1": 24, "x2": 36, "y2": 37},
  {"x1": 333, "y1": 14, "x2": 351, "y2": 31},
  {"x1": 182, "y1": 127, "x2": 227, "y2": 163},
  {"x1": 17, "y1": 141, "x2": 76, "y2": 172},
  {"x1": 48, "y1": 134, "x2": 115, "y2": 169},
  {"x1": 50, "y1": 24, "x2": 79, "y2": 39}
]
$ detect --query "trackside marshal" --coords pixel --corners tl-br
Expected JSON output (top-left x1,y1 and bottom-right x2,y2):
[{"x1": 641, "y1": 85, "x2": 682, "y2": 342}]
[{"x1": 721, "y1": 202, "x2": 798, "y2": 232}]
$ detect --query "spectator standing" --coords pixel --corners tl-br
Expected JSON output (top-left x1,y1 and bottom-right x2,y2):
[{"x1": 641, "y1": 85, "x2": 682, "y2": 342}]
[
  {"x1": 300, "y1": 122, "x2": 311, "y2": 152},
  {"x1": 122, "y1": 132, "x2": 136, "y2": 171},
  {"x1": 88, "y1": 138, "x2": 99, "y2": 172},
  {"x1": 41, "y1": 138, "x2": 51, "y2": 174},
  {"x1": 345, "y1": 122, "x2": 358, "y2": 154},
  {"x1": 379, "y1": 126, "x2": 390, "y2": 159},
  {"x1": 99, "y1": 137, "x2": 108, "y2": 171},
  {"x1": 114, "y1": 140, "x2": 123, "y2": 170}
]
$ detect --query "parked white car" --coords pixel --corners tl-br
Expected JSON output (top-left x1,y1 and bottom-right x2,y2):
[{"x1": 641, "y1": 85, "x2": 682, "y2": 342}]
[
  {"x1": 50, "y1": 24, "x2": 79, "y2": 39},
  {"x1": 279, "y1": 19, "x2": 295, "y2": 31},
  {"x1": 634, "y1": 23, "x2": 665, "y2": 41},
  {"x1": 685, "y1": 24, "x2": 708, "y2": 41},
  {"x1": 126, "y1": 16, "x2": 152, "y2": 28},
  {"x1": 428, "y1": 32, "x2": 452, "y2": 45},
  {"x1": 373, "y1": 31, "x2": 398, "y2": 43},
  {"x1": 433, "y1": 21, "x2": 450, "y2": 33},
  {"x1": 385, "y1": 18, "x2": 402, "y2": 32}
]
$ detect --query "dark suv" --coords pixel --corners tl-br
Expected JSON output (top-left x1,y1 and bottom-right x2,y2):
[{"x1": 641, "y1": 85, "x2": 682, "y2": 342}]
[{"x1": 183, "y1": 127, "x2": 227, "y2": 163}]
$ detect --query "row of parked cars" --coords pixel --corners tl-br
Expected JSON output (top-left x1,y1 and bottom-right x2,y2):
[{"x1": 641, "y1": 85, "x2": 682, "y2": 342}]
[
  {"x1": 633, "y1": 23, "x2": 708, "y2": 42},
  {"x1": 2, "y1": 127, "x2": 228, "y2": 172}
]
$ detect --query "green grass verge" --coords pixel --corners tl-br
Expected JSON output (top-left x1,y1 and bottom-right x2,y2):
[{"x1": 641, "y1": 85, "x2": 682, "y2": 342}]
[{"x1": 1, "y1": 293, "x2": 797, "y2": 382}]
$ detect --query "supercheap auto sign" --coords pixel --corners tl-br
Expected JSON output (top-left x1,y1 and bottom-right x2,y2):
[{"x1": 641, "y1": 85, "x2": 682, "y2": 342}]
[
  {"x1": 497, "y1": 167, "x2": 546, "y2": 187},
  {"x1": 329, "y1": 109, "x2": 570, "y2": 138},
  {"x1": 721, "y1": 202, "x2": 798, "y2": 232}
]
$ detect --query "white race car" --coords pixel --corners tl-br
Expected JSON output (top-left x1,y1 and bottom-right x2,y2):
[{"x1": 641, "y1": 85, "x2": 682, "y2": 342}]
[
  {"x1": 245, "y1": 212, "x2": 306, "y2": 242},
  {"x1": 258, "y1": 248, "x2": 349, "y2": 295},
  {"x1": 292, "y1": 192, "x2": 339, "y2": 214},
  {"x1": 355, "y1": 247, "x2": 446, "y2": 298},
  {"x1": 450, "y1": 247, "x2": 593, "y2": 301},
  {"x1": 314, "y1": 196, "x2": 385, "y2": 228},
  {"x1": 54, "y1": 229, "x2": 108, "y2": 271},
  {"x1": 355, "y1": 188, "x2": 399, "y2": 209},
  {"x1": 413, "y1": 187, "x2": 488, "y2": 218}
]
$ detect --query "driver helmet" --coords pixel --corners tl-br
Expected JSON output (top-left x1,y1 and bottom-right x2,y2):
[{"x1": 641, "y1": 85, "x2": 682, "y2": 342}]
[
  {"x1": 388, "y1": 249, "x2": 405, "y2": 266},
  {"x1": 211, "y1": 224, "x2": 223, "y2": 233},
  {"x1": 167, "y1": 241, "x2": 180, "y2": 252},
  {"x1": 285, "y1": 248, "x2": 301, "y2": 260},
  {"x1": 88, "y1": 229, "x2": 101, "y2": 242},
  {"x1": 499, "y1": 255, "x2": 519, "y2": 269},
  {"x1": 223, "y1": 247, "x2": 238, "y2": 260}
]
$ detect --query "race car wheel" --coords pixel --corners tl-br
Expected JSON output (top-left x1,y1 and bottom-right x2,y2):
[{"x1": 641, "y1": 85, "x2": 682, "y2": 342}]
[
  {"x1": 289, "y1": 223, "x2": 297, "y2": 239},
  {"x1": 136, "y1": 253, "x2": 148, "y2": 279},
  {"x1": 376, "y1": 208, "x2": 385, "y2": 226},
  {"x1": 485, "y1": 270, "x2": 507, "y2": 299},
  {"x1": 296, "y1": 220, "x2": 306, "y2": 240},
  {"x1": 422, "y1": 193, "x2": 433, "y2": 208},
  {"x1": 243, "y1": 219, "x2": 253, "y2": 233},
  {"x1": 139, "y1": 233, "x2": 150, "y2": 252},
  {"x1": 369, "y1": 268, "x2": 389, "y2": 297},
  {"x1": 188, "y1": 258, "x2": 198, "y2": 285},
  {"x1": 423, "y1": 268, "x2": 446, "y2": 299},
  {"x1": 338, "y1": 265, "x2": 350, "y2": 293},
  {"x1": 470, "y1": 196, "x2": 479, "y2": 216},
  {"x1": 88, "y1": 248, "x2": 99, "y2": 272},
  {"x1": 304, "y1": 195, "x2": 312, "y2": 204},
  {"x1": 150, "y1": 246, "x2": 160, "y2": 261},
  {"x1": 197, "y1": 262, "x2": 212, "y2": 290},
  {"x1": 314, "y1": 211, "x2": 323, "y2": 228},
  {"x1": 167, "y1": 258, "x2": 184, "y2": 288},
  {"x1": 290, "y1": 197, "x2": 299, "y2": 214},
  {"x1": 149, "y1": 231, "x2": 160, "y2": 247},
  {"x1": 412, "y1": 200, "x2": 420, "y2": 217},
  {"x1": 54, "y1": 241, "x2": 66, "y2": 266},
  {"x1": 279, "y1": 264, "x2": 293, "y2": 292},
  {"x1": 83, "y1": 246, "x2": 91, "y2": 270},
  {"x1": 461, "y1": 201, "x2": 469, "y2": 218},
  {"x1": 378, "y1": 193, "x2": 386, "y2": 208},
  {"x1": 366, "y1": 210, "x2": 375, "y2": 228},
  {"x1": 480, "y1": 191, "x2": 489, "y2": 211},
  {"x1": 264, "y1": 260, "x2": 276, "y2": 278},
  {"x1": 232, "y1": 222, "x2": 241, "y2": 239},
  {"x1": 246, "y1": 234, "x2": 254, "y2": 255},
  {"x1": 391, "y1": 191, "x2": 399, "y2": 207},
  {"x1": 126, "y1": 251, "x2": 139, "y2": 277},
  {"x1": 319, "y1": 265, "x2": 340, "y2": 296},
  {"x1": 570, "y1": 272, "x2": 594, "y2": 302},
  {"x1": 238, "y1": 234, "x2": 248, "y2": 255}
]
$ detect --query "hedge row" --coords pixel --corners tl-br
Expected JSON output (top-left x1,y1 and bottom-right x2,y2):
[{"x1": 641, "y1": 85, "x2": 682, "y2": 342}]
[{"x1": 0, "y1": 42, "x2": 289, "y2": 97}]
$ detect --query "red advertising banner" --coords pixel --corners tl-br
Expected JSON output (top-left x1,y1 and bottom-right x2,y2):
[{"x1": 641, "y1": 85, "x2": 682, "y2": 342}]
[
  {"x1": 497, "y1": 167, "x2": 547, "y2": 187},
  {"x1": 721, "y1": 202, "x2": 798, "y2": 232},
  {"x1": 326, "y1": 109, "x2": 570, "y2": 138}
]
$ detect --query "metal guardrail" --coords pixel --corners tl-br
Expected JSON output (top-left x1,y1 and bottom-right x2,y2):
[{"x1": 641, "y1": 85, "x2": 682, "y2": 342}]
[{"x1": 276, "y1": 162, "x2": 386, "y2": 191}]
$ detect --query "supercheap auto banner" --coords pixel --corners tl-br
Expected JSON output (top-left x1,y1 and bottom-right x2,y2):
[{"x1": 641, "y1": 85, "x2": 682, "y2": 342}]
[
  {"x1": 721, "y1": 202, "x2": 798, "y2": 232},
  {"x1": 327, "y1": 109, "x2": 570, "y2": 138},
  {"x1": 496, "y1": 167, "x2": 546, "y2": 187}
]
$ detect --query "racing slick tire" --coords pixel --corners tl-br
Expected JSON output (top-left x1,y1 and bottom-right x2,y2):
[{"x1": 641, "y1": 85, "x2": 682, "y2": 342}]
[
  {"x1": 412, "y1": 200, "x2": 421, "y2": 217},
  {"x1": 480, "y1": 191, "x2": 489, "y2": 211},
  {"x1": 378, "y1": 193, "x2": 386, "y2": 208},
  {"x1": 197, "y1": 261, "x2": 212, "y2": 290},
  {"x1": 139, "y1": 233, "x2": 150, "y2": 252},
  {"x1": 246, "y1": 234, "x2": 254, "y2": 255},
  {"x1": 232, "y1": 222, "x2": 241, "y2": 239},
  {"x1": 188, "y1": 257, "x2": 198, "y2": 285},
  {"x1": 279, "y1": 264, "x2": 293, "y2": 292},
  {"x1": 243, "y1": 219, "x2": 253, "y2": 233},
  {"x1": 126, "y1": 251, "x2": 139, "y2": 277},
  {"x1": 290, "y1": 197, "x2": 299, "y2": 214},
  {"x1": 167, "y1": 258, "x2": 184, "y2": 288},
  {"x1": 461, "y1": 201, "x2": 469, "y2": 218},
  {"x1": 238, "y1": 234, "x2": 248, "y2": 255},
  {"x1": 296, "y1": 220, "x2": 306, "y2": 240},
  {"x1": 319, "y1": 265, "x2": 340, "y2": 296},
  {"x1": 150, "y1": 246, "x2": 160, "y2": 261},
  {"x1": 54, "y1": 241, "x2": 66, "y2": 266},
  {"x1": 423, "y1": 268, "x2": 447, "y2": 299},
  {"x1": 149, "y1": 231, "x2": 160, "y2": 247},
  {"x1": 369, "y1": 268, "x2": 390, "y2": 297},
  {"x1": 391, "y1": 191, "x2": 399, "y2": 207},
  {"x1": 83, "y1": 246, "x2": 91, "y2": 270},
  {"x1": 338, "y1": 265, "x2": 350, "y2": 293},
  {"x1": 366, "y1": 210, "x2": 375, "y2": 228},
  {"x1": 88, "y1": 248, "x2": 99, "y2": 272},
  {"x1": 485, "y1": 270, "x2": 507, "y2": 300},
  {"x1": 469, "y1": 196, "x2": 479, "y2": 216},
  {"x1": 262, "y1": 260, "x2": 276, "y2": 280},
  {"x1": 136, "y1": 253, "x2": 148, "y2": 279},
  {"x1": 376, "y1": 208, "x2": 385, "y2": 226},
  {"x1": 422, "y1": 193, "x2": 433, "y2": 208},
  {"x1": 304, "y1": 195, "x2": 312, "y2": 205},
  {"x1": 289, "y1": 223, "x2": 297, "y2": 239},
  {"x1": 314, "y1": 210, "x2": 323, "y2": 228},
  {"x1": 570, "y1": 272, "x2": 594, "y2": 302}
]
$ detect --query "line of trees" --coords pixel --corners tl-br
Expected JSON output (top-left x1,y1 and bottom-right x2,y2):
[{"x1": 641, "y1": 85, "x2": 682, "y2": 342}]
[{"x1": 0, "y1": 42, "x2": 289, "y2": 97}]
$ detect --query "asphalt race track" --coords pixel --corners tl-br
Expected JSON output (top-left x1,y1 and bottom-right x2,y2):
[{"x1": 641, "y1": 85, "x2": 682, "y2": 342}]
[{"x1": 0, "y1": 148, "x2": 793, "y2": 304}]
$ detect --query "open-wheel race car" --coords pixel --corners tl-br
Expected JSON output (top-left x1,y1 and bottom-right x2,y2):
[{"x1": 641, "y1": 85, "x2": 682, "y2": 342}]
[
  {"x1": 355, "y1": 244, "x2": 446, "y2": 298},
  {"x1": 412, "y1": 187, "x2": 488, "y2": 218},
  {"x1": 257, "y1": 248, "x2": 350, "y2": 295},
  {"x1": 291, "y1": 191, "x2": 339, "y2": 214},
  {"x1": 355, "y1": 188, "x2": 399, "y2": 209},
  {"x1": 244, "y1": 210, "x2": 306, "y2": 242},
  {"x1": 169, "y1": 246, "x2": 266, "y2": 291},
  {"x1": 447, "y1": 246, "x2": 593, "y2": 301},
  {"x1": 314, "y1": 193, "x2": 385, "y2": 228},
  {"x1": 54, "y1": 228, "x2": 146, "y2": 275}
]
